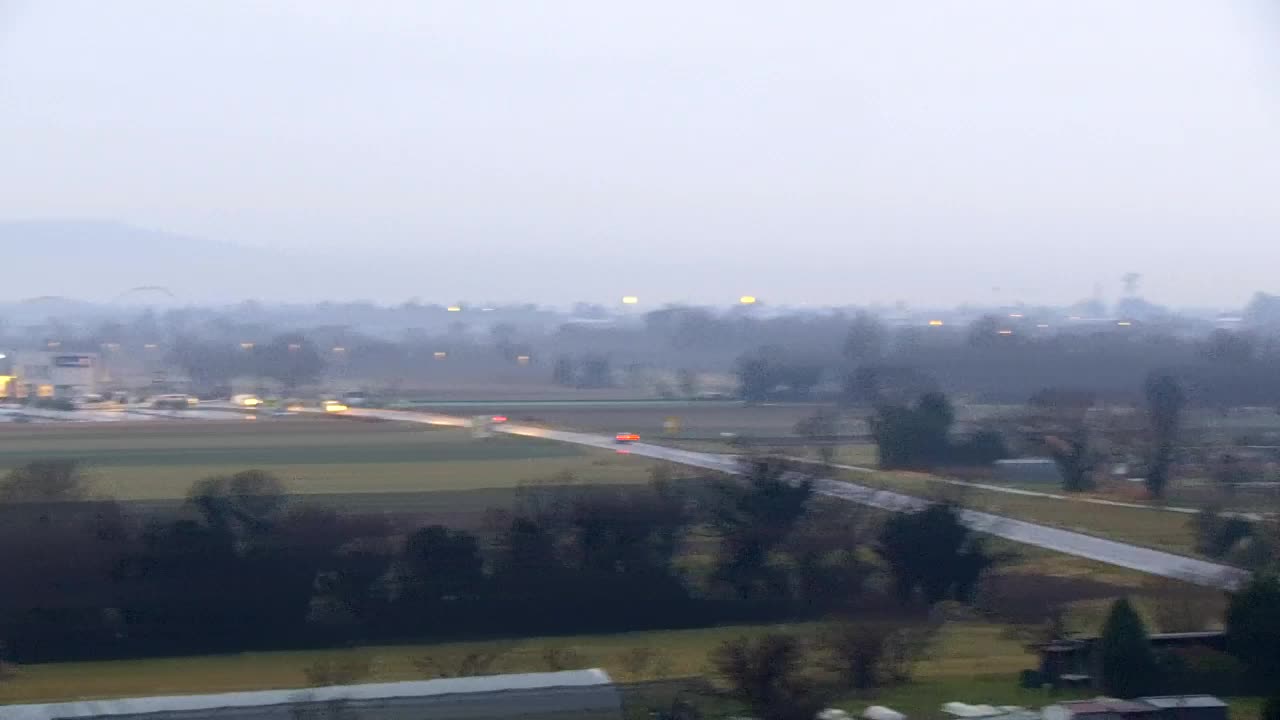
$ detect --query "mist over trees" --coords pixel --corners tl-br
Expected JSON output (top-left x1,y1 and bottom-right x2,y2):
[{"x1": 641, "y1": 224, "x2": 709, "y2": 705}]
[{"x1": 4, "y1": 296, "x2": 1280, "y2": 408}]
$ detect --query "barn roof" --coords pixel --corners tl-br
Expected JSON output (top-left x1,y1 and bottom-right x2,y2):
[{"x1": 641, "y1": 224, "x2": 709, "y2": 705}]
[
  {"x1": 0, "y1": 669, "x2": 615, "y2": 720},
  {"x1": 1139, "y1": 696, "x2": 1228, "y2": 709}
]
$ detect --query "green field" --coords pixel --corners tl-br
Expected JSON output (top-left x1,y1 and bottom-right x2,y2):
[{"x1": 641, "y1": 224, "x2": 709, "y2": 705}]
[
  {"x1": 0, "y1": 418, "x2": 659, "y2": 502},
  {"x1": 0, "y1": 623, "x2": 1048, "y2": 706},
  {"x1": 838, "y1": 469, "x2": 1204, "y2": 557},
  {"x1": 0, "y1": 621, "x2": 1260, "y2": 717}
]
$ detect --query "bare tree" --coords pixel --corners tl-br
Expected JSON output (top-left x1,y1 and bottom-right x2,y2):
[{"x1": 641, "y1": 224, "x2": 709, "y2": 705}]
[
  {"x1": 302, "y1": 656, "x2": 372, "y2": 687},
  {"x1": 541, "y1": 646, "x2": 586, "y2": 672},
  {"x1": 711, "y1": 634, "x2": 831, "y2": 720},
  {"x1": 413, "y1": 648, "x2": 508, "y2": 678}
]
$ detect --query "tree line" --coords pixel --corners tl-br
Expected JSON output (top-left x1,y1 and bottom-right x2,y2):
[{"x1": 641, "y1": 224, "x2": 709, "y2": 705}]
[
  {"x1": 0, "y1": 458, "x2": 995, "y2": 665},
  {"x1": 730, "y1": 312, "x2": 1280, "y2": 407}
]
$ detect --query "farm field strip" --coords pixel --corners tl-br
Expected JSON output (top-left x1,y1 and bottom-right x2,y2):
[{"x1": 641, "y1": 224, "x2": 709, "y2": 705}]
[
  {"x1": 0, "y1": 420, "x2": 658, "y2": 502},
  {"x1": 800, "y1": 458, "x2": 1267, "y2": 521}
]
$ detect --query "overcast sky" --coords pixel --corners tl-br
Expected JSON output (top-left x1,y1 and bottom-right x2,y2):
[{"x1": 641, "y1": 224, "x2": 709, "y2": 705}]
[{"x1": 2, "y1": 1, "x2": 1278, "y2": 307}]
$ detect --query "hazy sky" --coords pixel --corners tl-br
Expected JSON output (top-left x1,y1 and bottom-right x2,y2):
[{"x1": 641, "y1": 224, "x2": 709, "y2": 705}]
[{"x1": 2, "y1": 1, "x2": 1279, "y2": 307}]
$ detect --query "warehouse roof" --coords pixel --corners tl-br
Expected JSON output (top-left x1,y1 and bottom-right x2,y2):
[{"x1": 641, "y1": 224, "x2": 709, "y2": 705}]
[
  {"x1": 0, "y1": 669, "x2": 616, "y2": 720},
  {"x1": 1139, "y1": 696, "x2": 1228, "y2": 709}
]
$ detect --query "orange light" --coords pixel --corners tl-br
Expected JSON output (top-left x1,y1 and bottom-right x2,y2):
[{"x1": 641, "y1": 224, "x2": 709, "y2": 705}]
[{"x1": 928, "y1": 319, "x2": 944, "y2": 326}]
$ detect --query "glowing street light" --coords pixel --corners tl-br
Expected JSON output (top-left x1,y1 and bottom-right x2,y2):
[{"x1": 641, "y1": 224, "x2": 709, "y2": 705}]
[
  {"x1": 928, "y1": 319, "x2": 945, "y2": 327},
  {"x1": 433, "y1": 351, "x2": 448, "y2": 359},
  {"x1": 621, "y1": 296, "x2": 639, "y2": 305},
  {"x1": 447, "y1": 305, "x2": 462, "y2": 313},
  {"x1": 738, "y1": 295, "x2": 758, "y2": 305}
]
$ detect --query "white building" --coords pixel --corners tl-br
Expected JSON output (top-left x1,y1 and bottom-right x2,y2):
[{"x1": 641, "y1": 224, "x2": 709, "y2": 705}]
[
  {"x1": 0, "y1": 669, "x2": 623, "y2": 720},
  {"x1": 11, "y1": 351, "x2": 100, "y2": 399}
]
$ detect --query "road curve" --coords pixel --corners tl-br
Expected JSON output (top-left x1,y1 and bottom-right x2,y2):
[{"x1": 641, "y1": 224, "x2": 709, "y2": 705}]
[{"x1": 337, "y1": 409, "x2": 1250, "y2": 590}]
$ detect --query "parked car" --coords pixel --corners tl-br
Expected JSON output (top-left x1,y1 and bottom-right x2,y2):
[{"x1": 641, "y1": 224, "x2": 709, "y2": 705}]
[{"x1": 151, "y1": 394, "x2": 197, "y2": 409}]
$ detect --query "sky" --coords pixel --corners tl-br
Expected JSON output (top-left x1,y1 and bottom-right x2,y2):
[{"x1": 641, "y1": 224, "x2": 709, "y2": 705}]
[{"x1": 1, "y1": 1, "x2": 1279, "y2": 307}]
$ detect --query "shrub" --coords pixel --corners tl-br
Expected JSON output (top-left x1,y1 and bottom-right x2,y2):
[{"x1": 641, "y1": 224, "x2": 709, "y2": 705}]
[
  {"x1": 821, "y1": 622, "x2": 895, "y2": 690},
  {"x1": 413, "y1": 649, "x2": 506, "y2": 678},
  {"x1": 711, "y1": 634, "x2": 831, "y2": 720},
  {"x1": 302, "y1": 656, "x2": 372, "y2": 687},
  {"x1": 541, "y1": 646, "x2": 586, "y2": 672}
]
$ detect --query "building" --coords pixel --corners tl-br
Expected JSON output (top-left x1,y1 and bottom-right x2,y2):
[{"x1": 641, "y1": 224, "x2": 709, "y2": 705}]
[
  {"x1": 10, "y1": 351, "x2": 99, "y2": 399},
  {"x1": 993, "y1": 458, "x2": 1061, "y2": 485},
  {"x1": 940, "y1": 703, "x2": 1040, "y2": 720},
  {"x1": 0, "y1": 670, "x2": 623, "y2": 720},
  {"x1": 1043, "y1": 698, "x2": 1162, "y2": 720},
  {"x1": 1138, "y1": 696, "x2": 1229, "y2": 720},
  {"x1": 1044, "y1": 697, "x2": 1228, "y2": 720},
  {"x1": 1036, "y1": 632, "x2": 1227, "y2": 689}
]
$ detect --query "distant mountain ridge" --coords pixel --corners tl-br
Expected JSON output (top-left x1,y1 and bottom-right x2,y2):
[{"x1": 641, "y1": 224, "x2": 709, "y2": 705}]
[{"x1": 0, "y1": 220, "x2": 315, "y2": 304}]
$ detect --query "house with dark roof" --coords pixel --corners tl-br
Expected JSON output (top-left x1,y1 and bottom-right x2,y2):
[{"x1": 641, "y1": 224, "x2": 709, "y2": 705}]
[{"x1": 1036, "y1": 632, "x2": 1227, "y2": 689}]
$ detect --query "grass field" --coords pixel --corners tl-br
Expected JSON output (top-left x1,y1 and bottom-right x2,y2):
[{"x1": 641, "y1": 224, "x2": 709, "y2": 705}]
[
  {"x1": 839, "y1": 469, "x2": 1204, "y2": 557},
  {"x1": 0, "y1": 621, "x2": 1260, "y2": 717},
  {"x1": 0, "y1": 418, "x2": 659, "y2": 502},
  {"x1": 0, "y1": 623, "x2": 1046, "y2": 706}
]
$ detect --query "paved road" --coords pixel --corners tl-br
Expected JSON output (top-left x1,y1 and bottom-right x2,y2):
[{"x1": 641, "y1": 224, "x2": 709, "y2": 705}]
[
  {"x1": 337, "y1": 409, "x2": 1251, "y2": 589},
  {"x1": 789, "y1": 457, "x2": 1269, "y2": 522}
]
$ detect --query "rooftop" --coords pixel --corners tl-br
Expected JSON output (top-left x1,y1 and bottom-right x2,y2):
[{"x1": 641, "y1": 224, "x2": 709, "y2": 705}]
[
  {"x1": 0, "y1": 670, "x2": 614, "y2": 720},
  {"x1": 1058, "y1": 699, "x2": 1160, "y2": 715},
  {"x1": 1139, "y1": 697, "x2": 1228, "y2": 709}
]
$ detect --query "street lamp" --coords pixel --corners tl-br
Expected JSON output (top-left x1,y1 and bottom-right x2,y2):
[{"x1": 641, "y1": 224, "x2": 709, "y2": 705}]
[
  {"x1": 621, "y1": 296, "x2": 639, "y2": 305},
  {"x1": 738, "y1": 295, "x2": 757, "y2": 305}
]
